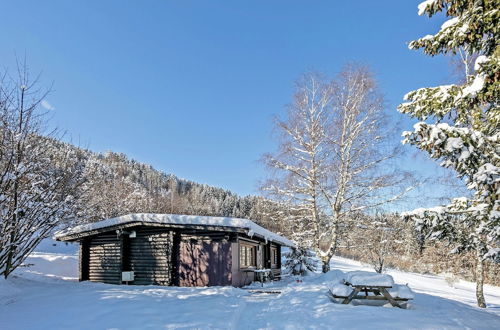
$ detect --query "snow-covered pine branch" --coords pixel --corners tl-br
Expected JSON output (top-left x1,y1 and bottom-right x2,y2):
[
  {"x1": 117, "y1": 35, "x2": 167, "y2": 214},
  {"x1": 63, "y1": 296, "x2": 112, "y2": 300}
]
[{"x1": 398, "y1": 0, "x2": 499, "y2": 308}]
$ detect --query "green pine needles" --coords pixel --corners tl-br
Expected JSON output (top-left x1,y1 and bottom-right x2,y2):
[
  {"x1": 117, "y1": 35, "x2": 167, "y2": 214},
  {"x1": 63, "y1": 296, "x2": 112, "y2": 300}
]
[{"x1": 399, "y1": 0, "x2": 499, "y2": 308}]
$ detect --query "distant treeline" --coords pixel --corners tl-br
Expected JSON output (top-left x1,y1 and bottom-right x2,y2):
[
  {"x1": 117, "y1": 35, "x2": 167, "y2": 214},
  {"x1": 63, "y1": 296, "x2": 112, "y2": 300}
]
[{"x1": 49, "y1": 140, "x2": 284, "y2": 234}]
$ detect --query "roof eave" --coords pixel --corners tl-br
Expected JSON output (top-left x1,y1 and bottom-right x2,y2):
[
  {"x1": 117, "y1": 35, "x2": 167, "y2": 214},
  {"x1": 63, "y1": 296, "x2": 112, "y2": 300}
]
[
  {"x1": 55, "y1": 221, "x2": 250, "y2": 242},
  {"x1": 249, "y1": 232, "x2": 294, "y2": 247}
]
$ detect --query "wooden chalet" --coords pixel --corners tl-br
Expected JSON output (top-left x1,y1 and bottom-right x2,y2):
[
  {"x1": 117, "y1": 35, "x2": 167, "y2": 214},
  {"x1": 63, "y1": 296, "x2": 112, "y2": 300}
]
[{"x1": 55, "y1": 214, "x2": 294, "y2": 287}]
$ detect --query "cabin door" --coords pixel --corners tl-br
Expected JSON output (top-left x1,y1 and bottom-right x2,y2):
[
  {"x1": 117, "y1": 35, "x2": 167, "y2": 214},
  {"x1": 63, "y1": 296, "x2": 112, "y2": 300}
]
[{"x1": 179, "y1": 239, "x2": 231, "y2": 286}]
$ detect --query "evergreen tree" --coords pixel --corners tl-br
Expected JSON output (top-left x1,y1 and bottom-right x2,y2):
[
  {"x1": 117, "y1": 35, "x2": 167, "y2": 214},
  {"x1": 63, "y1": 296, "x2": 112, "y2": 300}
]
[
  {"x1": 399, "y1": 0, "x2": 499, "y2": 308},
  {"x1": 284, "y1": 247, "x2": 318, "y2": 276}
]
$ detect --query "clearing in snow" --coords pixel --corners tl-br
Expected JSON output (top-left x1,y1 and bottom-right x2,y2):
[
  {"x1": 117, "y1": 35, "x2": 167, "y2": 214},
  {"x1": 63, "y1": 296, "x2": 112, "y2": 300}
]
[{"x1": 1, "y1": 244, "x2": 499, "y2": 329}]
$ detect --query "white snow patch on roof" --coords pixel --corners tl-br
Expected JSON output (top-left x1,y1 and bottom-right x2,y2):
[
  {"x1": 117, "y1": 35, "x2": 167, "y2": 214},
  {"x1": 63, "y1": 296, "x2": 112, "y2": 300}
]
[{"x1": 55, "y1": 213, "x2": 295, "y2": 246}]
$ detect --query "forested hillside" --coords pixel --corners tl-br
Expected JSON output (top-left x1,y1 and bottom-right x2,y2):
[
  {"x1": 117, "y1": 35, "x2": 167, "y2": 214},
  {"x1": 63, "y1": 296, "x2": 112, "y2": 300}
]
[{"x1": 50, "y1": 139, "x2": 283, "y2": 233}]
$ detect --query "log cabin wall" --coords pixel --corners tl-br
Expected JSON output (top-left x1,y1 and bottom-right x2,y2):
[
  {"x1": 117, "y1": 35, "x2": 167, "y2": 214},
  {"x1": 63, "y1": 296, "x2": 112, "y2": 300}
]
[
  {"x1": 128, "y1": 228, "x2": 174, "y2": 286},
  {"x1": 276, "y1": 245, "x2": 282, "y2": 269},
  {"x1": 88, "y1": 233, "x2": 122, "y2": 284},
  {"x1": 230, "y1": 239, "x2": 282, "y2": 287},
  {"x1": 77, "y1": 225, "x2": 285, "y2": 287}
]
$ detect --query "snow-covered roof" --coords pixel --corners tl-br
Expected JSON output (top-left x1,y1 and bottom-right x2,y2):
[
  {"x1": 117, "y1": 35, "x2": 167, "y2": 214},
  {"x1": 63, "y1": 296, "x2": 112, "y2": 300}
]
[{"x1": 54, "y1": 213, "x2": 295, "y2": 246}]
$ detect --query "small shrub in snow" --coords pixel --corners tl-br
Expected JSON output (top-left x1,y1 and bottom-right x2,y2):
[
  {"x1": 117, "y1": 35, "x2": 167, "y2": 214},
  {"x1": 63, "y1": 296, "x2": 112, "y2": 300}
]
[
  {"x1": 444, "y1": 273, "x2": 460, "y2": 288},
  {"x1": 283, "y1": 247, "x2": 319, "y2": 276}
]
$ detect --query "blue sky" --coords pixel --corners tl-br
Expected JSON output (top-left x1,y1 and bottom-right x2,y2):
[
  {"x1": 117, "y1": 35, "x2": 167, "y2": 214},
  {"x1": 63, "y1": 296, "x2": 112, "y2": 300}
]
[{"x1": 0, "y1": 1, "x2": 454, "y2": 202}]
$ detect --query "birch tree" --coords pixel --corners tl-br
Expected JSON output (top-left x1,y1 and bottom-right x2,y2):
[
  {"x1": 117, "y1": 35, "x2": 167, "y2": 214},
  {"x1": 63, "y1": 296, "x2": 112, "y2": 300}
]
[
  {"x1": 399, "y1": 0, "x2": 499, "y2": 308},
  {"x1": 264, "y1": 66, "x2": 411, "y2": 272},
  {"x1": 263, "y1": 73, "x2": 331, "y2": 262}
]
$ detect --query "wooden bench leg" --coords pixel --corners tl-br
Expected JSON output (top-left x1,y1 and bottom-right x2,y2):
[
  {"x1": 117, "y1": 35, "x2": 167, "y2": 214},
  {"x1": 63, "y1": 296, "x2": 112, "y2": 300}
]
[
  {"x1": 380, "y1": 288, "x2": 402, "y2": 308},
  {"x1": 342, "y1": 287, "x2": 361, "y2": 304}
]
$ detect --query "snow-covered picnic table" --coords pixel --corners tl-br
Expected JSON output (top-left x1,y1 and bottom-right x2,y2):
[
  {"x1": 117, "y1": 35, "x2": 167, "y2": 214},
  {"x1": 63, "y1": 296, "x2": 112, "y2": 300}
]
[
  {"x1": 242, "y1": 268, "x2": 272, "y2": 287},
  {"x1": 328, "y1": 271, "x2": 414, "y2": 309}
]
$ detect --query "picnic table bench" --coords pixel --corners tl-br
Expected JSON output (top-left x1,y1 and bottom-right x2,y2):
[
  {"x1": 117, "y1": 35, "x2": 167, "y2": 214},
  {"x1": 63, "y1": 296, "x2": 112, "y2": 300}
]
[{"x1": 328, "y1": 281, "x2": 412, "y2": 309}]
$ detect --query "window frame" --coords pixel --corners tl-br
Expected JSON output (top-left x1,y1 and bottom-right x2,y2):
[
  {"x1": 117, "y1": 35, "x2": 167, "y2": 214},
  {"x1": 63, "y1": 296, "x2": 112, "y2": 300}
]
[{"x1": 239, "y1": 242, "x2": 257, "y2": 269}]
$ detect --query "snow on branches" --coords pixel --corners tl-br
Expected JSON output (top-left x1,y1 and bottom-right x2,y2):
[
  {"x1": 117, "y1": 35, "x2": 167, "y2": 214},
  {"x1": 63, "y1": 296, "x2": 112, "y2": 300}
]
[
  {"x1": 399, "y1": 0, "x2": 499, "y2": 307},
  {"x1": 264, "y1": 66, "x2": 412, "y2": 272},
  {"x1": 402, "y1": 122, "x2": 499, "y2": 192},
  {"x1": 399, "y1": 55, "x2": 499, "y2": 133},
  {"x1": 399, "y1": 0, "x2": 499, "y2": 260},
  {"x1": 403, "y1": 197, "x2": 499, "y2": 262},
  {"x1": 411, "y1": 0, "x2": 499, "y2": 56},
  {"x1": 0, "y1": 62, "x2": 86, "y2": 278}
]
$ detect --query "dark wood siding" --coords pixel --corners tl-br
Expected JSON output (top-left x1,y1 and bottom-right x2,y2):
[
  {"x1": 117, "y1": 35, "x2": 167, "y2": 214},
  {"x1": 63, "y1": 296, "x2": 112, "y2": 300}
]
[
  {"x1": 129, "y1": 228, "x2": 174, "y2": 285},
  {"x1": 79, "y1": 238, "x2": 90, "y2": 281},
  {"x1": 88, "y1": 233, "x2": 121, "y2": 284},
  {"x1": 179, "y1": 237, "x2": 231, "y2": 287}
]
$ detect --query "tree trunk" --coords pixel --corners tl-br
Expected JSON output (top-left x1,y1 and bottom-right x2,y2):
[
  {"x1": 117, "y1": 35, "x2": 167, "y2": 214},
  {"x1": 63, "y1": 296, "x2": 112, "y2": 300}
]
[
  {"x1": 321, "y1": 255, "x2": 331, "y2": 273},
  {"x1": 375, "y1": 259, "x2": 384, "y2": 274},
  {"x1": 4, "y1": 230, "x2": 16, "y2": 279},
  {"x1": 476, "y1": 253, "x2": 486, "y2": 308}
]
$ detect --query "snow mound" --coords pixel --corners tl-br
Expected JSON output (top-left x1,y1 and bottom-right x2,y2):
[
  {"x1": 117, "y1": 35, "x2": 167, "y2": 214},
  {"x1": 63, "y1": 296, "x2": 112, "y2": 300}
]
[
  {"x1": 328, "y1": 283, "x2": 353, "y2": 297},
  {"x1": 344, "y1": 271, "x2": 394, "y2": 287},
  {"x1": 55, "y1": 213, "x2": 294, "y2": 247},
  {"x1": 22, "y1": 253, "x2": 78, "y2": 279}
]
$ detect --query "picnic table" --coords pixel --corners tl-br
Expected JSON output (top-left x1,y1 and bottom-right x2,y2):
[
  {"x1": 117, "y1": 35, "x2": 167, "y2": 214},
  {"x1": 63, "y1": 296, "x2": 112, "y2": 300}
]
[
  {"x1": 242, "y1": 268, "x2": 272, "y2": 287},
  {"x1": 329, "y1": 281, "x2": 411, "y2": 309}
]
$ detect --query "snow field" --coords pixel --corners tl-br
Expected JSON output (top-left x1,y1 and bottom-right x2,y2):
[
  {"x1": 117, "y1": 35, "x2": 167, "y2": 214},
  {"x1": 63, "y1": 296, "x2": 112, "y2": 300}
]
[{"x1": 1, "y1": 246, "x2": 499, "y2": 329}]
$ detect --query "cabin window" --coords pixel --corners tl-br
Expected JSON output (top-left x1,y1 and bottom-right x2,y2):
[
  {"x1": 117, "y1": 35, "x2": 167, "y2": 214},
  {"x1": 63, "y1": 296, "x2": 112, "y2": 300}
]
[
  {"x1": 239, "y1": 243, "x2": 256, "y2": 268},
  {"x1": 271, "y1": 247, "x2": 278, "y2": 267}
]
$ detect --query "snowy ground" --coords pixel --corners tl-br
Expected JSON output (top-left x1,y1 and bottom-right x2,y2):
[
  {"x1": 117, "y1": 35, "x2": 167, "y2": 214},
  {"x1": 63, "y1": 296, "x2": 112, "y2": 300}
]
[{"x1": 1, "y1": 243, "x2": 499, "y2": 329}]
